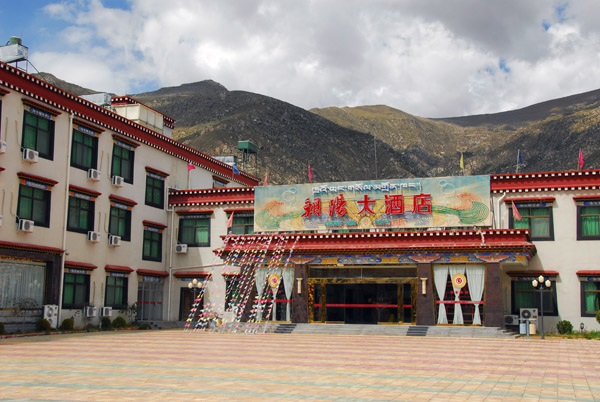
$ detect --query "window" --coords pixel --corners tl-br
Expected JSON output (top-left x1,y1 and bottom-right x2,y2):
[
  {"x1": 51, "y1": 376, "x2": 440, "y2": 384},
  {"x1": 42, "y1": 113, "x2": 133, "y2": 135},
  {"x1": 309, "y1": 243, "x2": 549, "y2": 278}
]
[
  {"x1": 577, "y1": 205, "x2": 600, "y2": 240},
  {"x1": 178, "y1": 216, "x2": 210, "y2": 247},
  {"x1": 511, "y1": 280, "x2": 558, "y2": 316},
  {"x1": 62, "y1": 273, "x2": 90, "y2": 308},
  {"x1": 581, "y1": 281, "x2": 600, "y2": 316},
  {"x1": 17, "y1": 184, "x2": 51, "y2": 227},
  {"x1": 105, "y1": 276, "x2": 128, "y2": 308},
  {"x1": 231, "y1": 215, "x2": 254, "y2": 235},
  {"x1": 111, "y1": 144, "x2": 134, "y2": 184},
  {"x1": 109, "y1": 206, "x2": 131, "y2": 241},
  {"x1": 22, "y1": 110, "x2": 55, "y2": 159},
  {"x1": 145, "y1": 175, "x2": 164, "y2": 209},
  {"x1": 143, "y1": 228, "x2": 162, "y2": 262},
  {"x1": 510, "y1": 205, "x2": 554, "y2": 241},
  {"x1": 71, "y1": 129, "x2": 98, "y2": 170},
  {"x1": 67, "y1": 196, "x2": 95, "y2": 233}
]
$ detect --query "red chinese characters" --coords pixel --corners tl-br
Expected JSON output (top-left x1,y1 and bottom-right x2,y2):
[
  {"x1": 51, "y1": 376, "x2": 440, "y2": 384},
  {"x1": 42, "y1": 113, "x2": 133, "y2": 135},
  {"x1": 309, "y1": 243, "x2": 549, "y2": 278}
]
[
  {"x1": 329, "y1": 194, "x2": 347, "y2": 217},
  {"x1": 385, "y1": 194, "x2": 405, "y2": 214},
  {"x1": 357, "y1": 194, "x2": 376, "y2": 214},
  {"x1": 301, "y1": 197, "x2": 322, "y2": 217},
  {"x1": 412, "y1": 193, "x2": 432, "y2": 213}
]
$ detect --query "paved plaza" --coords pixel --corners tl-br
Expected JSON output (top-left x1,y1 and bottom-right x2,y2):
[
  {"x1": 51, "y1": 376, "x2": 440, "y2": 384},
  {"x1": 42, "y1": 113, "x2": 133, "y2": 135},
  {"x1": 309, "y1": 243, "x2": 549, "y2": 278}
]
[{"x1": 1, "y1": 330, "x2": 600, "y2": 401}]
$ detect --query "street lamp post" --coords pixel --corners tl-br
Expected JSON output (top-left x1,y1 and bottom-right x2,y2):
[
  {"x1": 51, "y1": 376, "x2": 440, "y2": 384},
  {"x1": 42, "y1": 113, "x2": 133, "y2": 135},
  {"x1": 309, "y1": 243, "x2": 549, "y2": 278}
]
[
  {"x1": 188, "y1": 279, "x2": 202, "y2": 320},
  {"x1": 532, "y1": 275, "x2": 551, "y2": 339}
]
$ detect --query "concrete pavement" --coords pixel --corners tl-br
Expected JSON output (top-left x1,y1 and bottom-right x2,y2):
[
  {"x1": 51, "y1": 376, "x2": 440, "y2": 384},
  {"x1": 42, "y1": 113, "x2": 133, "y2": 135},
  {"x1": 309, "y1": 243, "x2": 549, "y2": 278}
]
[{"x1": 1, "y1": 330, "x2": 599, "y2": 401}]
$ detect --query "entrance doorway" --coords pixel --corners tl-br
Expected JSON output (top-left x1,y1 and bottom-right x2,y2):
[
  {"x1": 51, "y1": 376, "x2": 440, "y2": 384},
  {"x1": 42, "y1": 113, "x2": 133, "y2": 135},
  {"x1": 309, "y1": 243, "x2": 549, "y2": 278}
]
[{"x1": 179, "y1": 288, "x2": 204, "y2": 321}]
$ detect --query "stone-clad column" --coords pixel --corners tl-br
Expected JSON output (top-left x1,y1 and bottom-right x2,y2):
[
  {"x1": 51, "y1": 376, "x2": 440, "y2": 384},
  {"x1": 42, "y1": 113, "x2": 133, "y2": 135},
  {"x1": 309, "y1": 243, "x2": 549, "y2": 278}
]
[
  {"x1": 292, "y1": 264, "x2": 308, "y2": 323},
  {"x1": 485, "y1": 262, "x2": 504, "y2": 328},
  {"x1": 416, "y1": 263, "x2": 435, "y2": 325}
]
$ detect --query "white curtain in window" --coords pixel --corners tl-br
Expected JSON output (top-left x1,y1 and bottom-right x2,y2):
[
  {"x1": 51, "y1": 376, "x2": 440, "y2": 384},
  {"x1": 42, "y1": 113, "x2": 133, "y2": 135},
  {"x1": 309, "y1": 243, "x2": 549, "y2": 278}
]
[
  {"x1": 433, "y1": 265, "x2": 449, "y2": 324},
  {"x1": 255, "y1": 268, "x2": 267, "y2": 321},
  {"x1": 282, "y1": 267, "x2": 294, "y2": 321},
  {"x1": 0, "y1": 260, "x2": 46, "y2": 308},
  {"x1": 448, "y1": 265, "x2": 466, "y2": 324},
  {"x1": 465, "y1": 265, "x2": 485, "y2": 325}
]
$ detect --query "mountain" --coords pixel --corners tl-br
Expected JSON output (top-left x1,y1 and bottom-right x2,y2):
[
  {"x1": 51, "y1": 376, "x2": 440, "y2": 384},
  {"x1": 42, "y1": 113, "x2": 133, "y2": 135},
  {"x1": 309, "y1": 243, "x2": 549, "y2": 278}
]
[{"x1": 40, "y1": 74, "x2": 600, "y2": 184}]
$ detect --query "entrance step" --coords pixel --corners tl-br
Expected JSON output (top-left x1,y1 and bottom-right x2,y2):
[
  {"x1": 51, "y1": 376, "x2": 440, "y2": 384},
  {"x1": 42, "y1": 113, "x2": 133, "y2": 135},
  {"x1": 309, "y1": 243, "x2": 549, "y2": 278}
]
[
  {"x1": 273, "y1": 323, "x2": 297, "y2": 334},
  {"x1": 406, "y1": 326, "x2": 428, "y2": 336}
]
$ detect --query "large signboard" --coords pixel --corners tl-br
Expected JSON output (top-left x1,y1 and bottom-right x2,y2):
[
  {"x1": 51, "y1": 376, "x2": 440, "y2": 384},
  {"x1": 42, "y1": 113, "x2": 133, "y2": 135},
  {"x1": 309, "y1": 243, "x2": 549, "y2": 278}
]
[{"x1": 254, "y1": 175, "x2": 491, "y2": 232}]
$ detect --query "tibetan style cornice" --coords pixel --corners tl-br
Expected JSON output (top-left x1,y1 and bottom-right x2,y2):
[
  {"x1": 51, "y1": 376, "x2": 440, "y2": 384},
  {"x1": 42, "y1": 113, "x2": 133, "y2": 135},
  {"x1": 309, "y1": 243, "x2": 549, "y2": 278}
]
[
  {"x1": 0, "y1": 240, "x2": 64, "y2": 255},
  {"x1": 491, "y1": 169, "x2": 600, "y2": 193},
  {"x1": 218, "y1": 229, "x2": 536, "y2": 257},
  {"x1": 0, "y1": 62, "x2": 258, "y2": 186},
  {"x1": 169, "y1": 186, "x2": 255, "y2": 206}
]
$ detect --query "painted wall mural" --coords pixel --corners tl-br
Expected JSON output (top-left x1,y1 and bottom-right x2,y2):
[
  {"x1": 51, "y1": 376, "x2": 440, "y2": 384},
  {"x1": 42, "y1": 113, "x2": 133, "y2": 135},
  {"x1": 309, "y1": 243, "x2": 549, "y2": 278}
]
[{"x1": 254, "y1": 175, "x2": 491, "y2": 232}]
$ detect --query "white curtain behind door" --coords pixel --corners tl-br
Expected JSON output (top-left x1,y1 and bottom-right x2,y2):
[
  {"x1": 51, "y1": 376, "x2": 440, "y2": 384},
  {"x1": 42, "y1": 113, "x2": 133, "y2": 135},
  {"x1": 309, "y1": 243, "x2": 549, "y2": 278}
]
[
  {"x1": 255, "y1": 268, "x2": 267, "y2": 321},
  {"x1": 433, "y1": 265, "x2": 449, "y2": 324},
  {"x1": 448, "y1": 265, "x2": 466, "y2": 324},
  {"x1": 466, "y1": 265, "x2": 485, "y2": 325},
  {"x1": 282, "y1": 267, "x2": 294, "y2": 321}
]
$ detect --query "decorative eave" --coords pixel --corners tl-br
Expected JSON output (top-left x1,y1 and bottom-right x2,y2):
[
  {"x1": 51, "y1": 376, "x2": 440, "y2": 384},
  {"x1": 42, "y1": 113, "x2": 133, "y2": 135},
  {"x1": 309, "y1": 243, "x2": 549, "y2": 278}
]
[
  {"x1": 145, "y1": 166, "x2": 170, "y2": 177},
  {"x1": 173, "y1": 271, "x2": 211, "y2": 278},
  {"x1": 175, "y1": 209, "x2": 214, "y2": 215},
  {"x1": 112, "y1": 134, "x2": 139, "y2": 148},
  {"x1": 506, "y1": 270, "x2": 560, "y2": 277},
  {"x1": 0, "y1": 62, "x2": 258, "y2": 186},
  {"x1": 64, "y1": 261, "x2": 97, "y2": 270},
  {"x1": 17, "y1": 172, "x2": 59, "y2": 187},
  {"x1": 109, "y1": 194, "x2": 138, "y2": 206},
  {"x1": 213, "y1": 175, "x2": 230, "y2": 184},
  {"x1": 105, "y1": 264, "x2": 134, "y2": 273},
  {"x1": 69, "y1": 185, "x2": 101, "y2": 198},
  {"x1": 576, "y1": 270, "x2": 600, "y2": 276},
  {"x1": 169, "y1": 187, "x2": 255, "y2": 206},
  {"x1": 573, "y1": 195, "x2": 600, "y2": 202},
  {"x1": 22, "y1": 98, "x2": 61, "y2": 116},
  {"x1": 504, "y1": 197, "x2": 555, "y2": 203},
  {"x1": 142, "y1": 220, "x2": 167, "y2": 229},
  {"x1": 224, "y1": 207, "x2": 254, "y2": 213},
  {"x1": 218, "y1": 229, "x2": 536, "y2": 257},
  {"x1": 136, "y1": 268, "x2": 168, "y2": 277},
  {"x1": 0, "y1": 240, "x2": 64, "y2": 255},
  {"x1": 491, "y1": 170, "x2": 600, "y2": 193},
  {"x1": 73, "y1": 119, "x2": 104, "y2": 133}
]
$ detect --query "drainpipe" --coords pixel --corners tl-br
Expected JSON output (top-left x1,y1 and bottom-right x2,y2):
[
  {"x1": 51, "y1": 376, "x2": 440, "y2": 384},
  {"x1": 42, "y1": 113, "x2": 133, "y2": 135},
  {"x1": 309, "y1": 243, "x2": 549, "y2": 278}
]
[
  {"x1": 58, "y1": 113, "x2": 75, "y2": 324},
  {"x1": 496, "y1": 192, "x2": 507, "y2": 229}
]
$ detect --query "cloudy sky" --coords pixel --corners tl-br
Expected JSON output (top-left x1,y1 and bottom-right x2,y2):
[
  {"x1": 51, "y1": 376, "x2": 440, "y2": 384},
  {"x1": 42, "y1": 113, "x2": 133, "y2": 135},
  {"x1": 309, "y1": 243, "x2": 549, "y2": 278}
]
[{"x1": 1, "y1": 0, "x2": 600, "y2": 117}]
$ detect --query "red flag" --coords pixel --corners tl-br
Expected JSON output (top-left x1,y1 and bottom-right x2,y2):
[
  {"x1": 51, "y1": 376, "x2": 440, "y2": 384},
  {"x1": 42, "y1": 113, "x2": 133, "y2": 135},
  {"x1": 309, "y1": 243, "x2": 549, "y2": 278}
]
[
  {"x1": 512, "y1": 201, "x2": 522, "y2": 221},
  {"x1": 308, "y1": 165, "x2": 313, "y2": 182},
  {"x1": 187, "y1": 163, "x2": 196, "y2": 172},
  {"x1": 263, "y1": 172, "x2": 268, "y2": 186},
  {"x1": 578, "y1": 149, "x2": 584, "y2": 169},
  {"x1": 226, "y1": 212, "x2": 234, "y2": 231}
]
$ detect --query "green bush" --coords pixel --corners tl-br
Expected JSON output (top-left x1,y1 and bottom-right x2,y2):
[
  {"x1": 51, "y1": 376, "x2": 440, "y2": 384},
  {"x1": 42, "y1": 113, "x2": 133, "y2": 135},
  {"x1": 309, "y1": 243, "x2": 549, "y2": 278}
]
[
  {"x1": 556, "y1": 320, "x2": 573, "y2": 334},
  {"x1": 112, "y1": 316, "x2": 127, "y2": 329},
  {"x1": 138, "y1": 323, "x2": 151, "y2": 330},
  {"x1": 100, "y1": 316, "x2": 112, "y2": 331},
  {"x1": 0, "y1": 321, "x2": 5, "y2": 335},
  {"x1": 596, "y1": 310, "x2": 600, "y2": 325},
  {"x1": 59, "y1": 318, "x2": 74, "y2": 331},
  {"x1": 84, "y1": 323, "x2": 98, "y2": 332},
  {"x1": 35, "y1": 318, "x2": 51, "y2": 332}
]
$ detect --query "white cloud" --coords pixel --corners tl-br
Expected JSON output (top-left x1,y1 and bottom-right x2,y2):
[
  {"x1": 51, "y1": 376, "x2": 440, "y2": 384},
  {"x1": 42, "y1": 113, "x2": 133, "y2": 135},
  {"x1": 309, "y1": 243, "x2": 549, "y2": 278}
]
[{"x1": 23, "y1": 0, "x2": 600, "y2": 117}]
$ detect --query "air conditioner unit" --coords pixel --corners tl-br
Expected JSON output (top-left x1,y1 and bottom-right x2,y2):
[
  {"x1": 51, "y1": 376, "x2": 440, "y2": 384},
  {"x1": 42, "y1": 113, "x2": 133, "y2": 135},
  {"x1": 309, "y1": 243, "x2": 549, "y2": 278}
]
[
  {"x1": 101, "y1": 307, "x2": 112, "y2": 317},
  {"x1": 504, "y1": 315, "x2": 519, "y2": 326},
  {"x1": 84, "y1": 306, "x2": 97, "y2": 318},
  {"x1": 0, "y1": 140, "x2": 6, "y2": 153},
  {"x1": 18, "y1": 219, "x2": 34, "y2": 232},
  {"x1": 87, "y1": 168, "x2": 101, "y2": 181},
  {"x1": 43, "y1": 304, "x2": 59, "y2": 328},
  {"x1": 87, "y1": 231, "x2": 100, "y2": 242},
  {"x1": 520, "y1": 308, "x2": 538, "y2": 320},
  {"x1": 175, "y1": 244, "x2": 188, "y2": 254},
  {"x1": 111, "y1": 175, "x2": 124, "y2": 187},
  {"x1": 22, "y1": 148, "x2": 39, "y2": 162},
  {"x1": 108, "y1": 235, "x2": 121, "y2": 246}
]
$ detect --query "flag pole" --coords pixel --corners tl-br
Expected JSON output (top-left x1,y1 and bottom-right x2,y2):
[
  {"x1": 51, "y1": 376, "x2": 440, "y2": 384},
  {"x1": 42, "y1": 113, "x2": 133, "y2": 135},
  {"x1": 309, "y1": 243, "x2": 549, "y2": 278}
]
[{"x1": 516, "y1": 149, "x2": 520, "y2": 173}]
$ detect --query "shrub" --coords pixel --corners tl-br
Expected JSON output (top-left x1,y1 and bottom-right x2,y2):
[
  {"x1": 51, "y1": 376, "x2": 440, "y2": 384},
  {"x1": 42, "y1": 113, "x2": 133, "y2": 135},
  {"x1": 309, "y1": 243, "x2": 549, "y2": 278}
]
[
  {"x1": 0, "y1": 321, "x2": 5, "y2": 335},
  {"x1": 59, "y1": 318, "x2": 74, "y2": 331},
  {"x1": 138, "y1": 323, "x2": 151, "y2": 330},
  {"x1": 100, "y1": 317, "x2": 112, "y2": 331},
  {"x1": 596, "y1": 310, "x2": 600, "y2": 325},
  {"x1": 36, "y1": 318, "x2": 51, "y2": 332},
  {"x1": 112, "y1": 316, "x2": 127, "y2": 329},
  {"x1": 557, "y1": 320, "x2": 573, "y2": 334},
  {"x1": 84, "y1": 323, "x2": 98, "y2": 332}
]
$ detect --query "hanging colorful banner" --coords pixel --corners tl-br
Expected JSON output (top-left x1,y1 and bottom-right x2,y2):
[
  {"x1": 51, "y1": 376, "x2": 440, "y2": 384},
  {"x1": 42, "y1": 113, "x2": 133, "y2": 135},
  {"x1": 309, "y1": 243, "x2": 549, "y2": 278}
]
[{"x1": 254, "y1": 175, "x2": 491, "y2": 232}]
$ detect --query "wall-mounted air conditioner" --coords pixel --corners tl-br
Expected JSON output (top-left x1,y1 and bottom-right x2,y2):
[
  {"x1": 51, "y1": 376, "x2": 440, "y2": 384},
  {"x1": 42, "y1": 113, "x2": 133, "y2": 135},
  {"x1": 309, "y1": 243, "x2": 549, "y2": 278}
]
[
  {"x1": 111, "y1": 175, "x2": 124, "y2": 187},
  {"x1": 18, "y1": 219, "x2": 34, "y2": 232},
  {"x1": 0, "y1": 140, "x2": 6, "y2": 153},
  {"x1": 87, "y1": 231, "x2": 100, "y2": 243},
  {"x1": 101, "y1": 307, "x2": 112, "y2": 317},
  {"x1": 22, "y1": 148, "x2": 39, "y2": 162},
  {"x1": 504, "y1": 315, "x2": 519, "y2": 326},
  {"x1": 175, "y1": 244, "x2": 188, "y2": 254},
  {"x1": 84, "y1": 306, "x2": 97, "y2": 318},
  {"x1": 87, "y1": 168, "x2": 101, "y2": 181},
  {"x1": 108, "y1": 235, "x2": 121, "y2": 246},
  {"x1": 520, "y1": 308, "x2": 538, "y2": 320}
]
